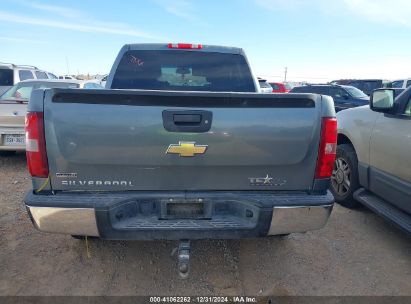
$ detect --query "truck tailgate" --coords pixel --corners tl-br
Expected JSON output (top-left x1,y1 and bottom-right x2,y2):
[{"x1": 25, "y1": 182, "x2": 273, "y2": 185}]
[{"x1": 43, "y1": 89, "x2": 325, "y2": 191}]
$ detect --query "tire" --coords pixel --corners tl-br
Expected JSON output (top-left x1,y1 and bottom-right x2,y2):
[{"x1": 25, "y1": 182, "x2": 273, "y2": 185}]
[
  {"x1": 330, "y1": 144, "x2": 360, "y2": 208},
  {"x1": 0, "y1": 151, "x2": 16, "y2": 157}
]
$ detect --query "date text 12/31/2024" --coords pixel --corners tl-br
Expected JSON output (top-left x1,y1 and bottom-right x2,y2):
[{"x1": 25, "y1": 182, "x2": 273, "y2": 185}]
[{"x1": 149, "y1": 296, "x2": 257, "y2": 303}]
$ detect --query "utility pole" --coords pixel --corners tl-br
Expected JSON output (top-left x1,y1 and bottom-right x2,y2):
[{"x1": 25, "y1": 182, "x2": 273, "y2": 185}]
[
  {"x1": 65, "y1": 56, "x2": 70, "y2": 75},
  {"x1": 284, "y1": 67, "x2": 288, "y2": 83}
]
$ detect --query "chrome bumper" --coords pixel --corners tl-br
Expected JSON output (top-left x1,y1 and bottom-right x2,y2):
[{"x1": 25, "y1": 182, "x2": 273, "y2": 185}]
[
  {"x1": 27, "y1": 206, "x2": 100, "y2": 237},
  {"x1": 27, "y1": 204, "x2": 333, "y2": 238},
  {"x1": 268, "y1": 205, "x2": 333, "y2": 235}
]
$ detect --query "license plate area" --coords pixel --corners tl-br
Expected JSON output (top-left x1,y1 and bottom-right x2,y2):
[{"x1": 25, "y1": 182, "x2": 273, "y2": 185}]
[
  {"x1": 4, "y1": 134, "x2": 25, "y2": 146},
  {"x1": 161, "y1": 200, "x2": 211, "y2": 219}
]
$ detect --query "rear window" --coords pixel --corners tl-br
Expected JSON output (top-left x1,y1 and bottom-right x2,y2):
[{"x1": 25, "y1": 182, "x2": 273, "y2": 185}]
[
  {"x1": 259, "y1": 81, "x2": 272, "y2": 89},
  {"x1": 111, "y1": 50, "x2": 255, "y2": 92},
  {"x1": 35, "y1": 71, "x2": 48, "y2": 79},
  {"x1": 0, "y1": 68, "x2": 13, "y2": 86},
  {"x1": 19, "y1": 70, "x2": 34, "y2": 81}
]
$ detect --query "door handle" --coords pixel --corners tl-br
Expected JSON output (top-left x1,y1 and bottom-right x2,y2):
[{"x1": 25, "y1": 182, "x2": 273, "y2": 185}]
[
  {"x1": 173, "y1": 114, "x2": 202, "y2": 125},
  {"x1": 163, "y1": 110, "x2": 212, "y2": 133}
]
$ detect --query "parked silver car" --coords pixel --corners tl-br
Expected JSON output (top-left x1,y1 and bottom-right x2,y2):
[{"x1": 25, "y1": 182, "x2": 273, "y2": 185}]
[{"x1": 0, "y1": 80, "x2": 80, "y2": 155}]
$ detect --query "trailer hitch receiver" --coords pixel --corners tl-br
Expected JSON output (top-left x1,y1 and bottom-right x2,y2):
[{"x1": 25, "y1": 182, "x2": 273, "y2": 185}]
[{"x1": 177, "y1": 240, "x2": 191, "y2": 279}]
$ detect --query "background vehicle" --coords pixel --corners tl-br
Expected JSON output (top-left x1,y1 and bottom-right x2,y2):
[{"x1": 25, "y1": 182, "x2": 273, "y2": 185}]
[
  {"x1": 0, "y1": 63, "x2": 55, "y2": 95},
  {"x1": 0, "y1": 80, "x2": 81, "y2": 155},
  {"x1": 331, "y1": 87, "x2": 411, "y2": 234},
  {"x1": 290, "y1": 84, "x2": 369, "y2": 111},
  {"x1": 79, "y1": 80, "x2": 104, "y2": 89},
  {"x1": 258, "y1": 78, "x2": 273, "y2": 93},
  {"x1": 270, "y1": 82, "x2": 290, "y2": 93},
  {"x1": 387, "y1": 78, "x2": 411, "y2": 90},
  {"x1": 46, "y1": 72, "x2": 58, "y2": 79},
  {"x1": 24, "y1": 43, "x2": 336, "y2": 257},
  {"x1": 59, "y1": 75, "x2": 77, "y2": 80},
  {"x1": 331, "y1": 79, "x2": 385, "y2": 96},
  {"x1": 99, "y1": 74, "x2": 108, "y2": 88}
]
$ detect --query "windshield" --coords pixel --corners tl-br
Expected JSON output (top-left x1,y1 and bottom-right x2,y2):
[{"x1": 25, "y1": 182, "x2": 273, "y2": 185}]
[
  {"x1": 112, "y1": 50, "x2": 256, "y2": 92},
  {"x1": 0, "y1": 82, "x2": 79, "y2": 102},
  {"x1": 345, "y1": 86, "x2": 367, "y2": 98}
]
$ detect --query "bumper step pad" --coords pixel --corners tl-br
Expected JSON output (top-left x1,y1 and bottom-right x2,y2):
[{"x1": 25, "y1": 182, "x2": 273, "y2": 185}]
[{"x1": 114, "y1": 215, "x2": 255, "y2": 230}]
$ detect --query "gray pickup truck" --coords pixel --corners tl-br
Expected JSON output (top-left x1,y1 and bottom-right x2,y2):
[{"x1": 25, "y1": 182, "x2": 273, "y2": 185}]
[{"x1": 24, "y1": 43, "x2": 336, "y2": 276}]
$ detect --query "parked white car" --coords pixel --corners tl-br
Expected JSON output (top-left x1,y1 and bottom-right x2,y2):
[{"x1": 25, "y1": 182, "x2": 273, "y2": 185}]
[{"x1": 258, "y1": 78, "x2": 273, "y2": 93}]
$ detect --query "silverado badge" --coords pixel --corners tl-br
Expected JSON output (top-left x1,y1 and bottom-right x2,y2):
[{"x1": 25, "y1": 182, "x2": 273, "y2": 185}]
[{"x1": 166, "y1": 141, "x2": 208, "y2": 157}]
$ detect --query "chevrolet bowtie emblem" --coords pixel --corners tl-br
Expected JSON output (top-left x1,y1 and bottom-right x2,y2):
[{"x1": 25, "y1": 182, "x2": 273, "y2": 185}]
[{"x1": 166, "y1": 141, "x2": 208, "y2": 157}]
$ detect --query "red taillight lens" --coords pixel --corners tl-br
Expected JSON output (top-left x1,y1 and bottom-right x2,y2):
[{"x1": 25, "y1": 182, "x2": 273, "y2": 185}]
[
  {"x1": 25, "y1": 112, "x2": 49, "y2": 177},
  {"x1": 315, "y1": 117, "x2": 337, "y2": 179},
  {"x1": 168, "y1": 43, "x2": 202, "y2": 49}
]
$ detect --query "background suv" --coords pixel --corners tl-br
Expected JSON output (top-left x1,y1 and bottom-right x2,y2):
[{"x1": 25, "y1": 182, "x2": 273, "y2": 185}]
[
  {"x1": 0, "y1": 63, "x2": 55, "y2": 95},
  {"x1": 331, "y1": 79, "x2": 386, "y2": 96},
  {"x1": 290, "y1": 84, "x2": 369, "y2": 111}
]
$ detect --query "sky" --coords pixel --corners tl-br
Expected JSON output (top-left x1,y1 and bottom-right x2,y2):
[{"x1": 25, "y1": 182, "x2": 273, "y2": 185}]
[{"x1": 1, "y1": 0, "x2": 411, "y2": 82}]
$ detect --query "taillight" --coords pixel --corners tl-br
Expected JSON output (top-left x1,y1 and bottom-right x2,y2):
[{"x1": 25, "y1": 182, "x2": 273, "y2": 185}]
[
  {"x1": 25, "y1": 112, "x2": 49, "y2": 177},
  {"x1": 315, "y1": 117, "x2": 337, "y2": 179},
  {"x1": 168, "y1": 43, "x2": 202, "y2": 49}
]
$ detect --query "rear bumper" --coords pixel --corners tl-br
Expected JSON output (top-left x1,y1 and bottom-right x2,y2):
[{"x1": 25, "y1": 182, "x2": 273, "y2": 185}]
[{"x1": 25, "y1": 191, "x2": 334, "y2": 240}]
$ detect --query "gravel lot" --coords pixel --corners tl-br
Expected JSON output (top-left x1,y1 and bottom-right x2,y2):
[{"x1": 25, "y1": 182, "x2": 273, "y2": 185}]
[{"x1": 0, "y1": 153, "x2": 410, "y2": 296}]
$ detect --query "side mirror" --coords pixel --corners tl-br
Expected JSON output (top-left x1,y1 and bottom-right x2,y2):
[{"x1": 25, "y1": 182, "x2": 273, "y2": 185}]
[
  {"x1": 342, "y1": 94, "x2": 350, "y2": 100},
  {"x1": 370, "y1": 89, "x2": 395, "y2": 113}
]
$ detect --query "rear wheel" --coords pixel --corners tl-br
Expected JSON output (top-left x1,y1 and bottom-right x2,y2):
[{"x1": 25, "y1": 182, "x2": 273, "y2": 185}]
[{"x1": 330, "y1": 144, "x2": 360, "y2": 208}]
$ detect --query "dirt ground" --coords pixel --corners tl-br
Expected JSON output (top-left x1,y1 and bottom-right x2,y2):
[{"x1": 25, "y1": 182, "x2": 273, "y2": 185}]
[{"x1": 0, "y1": 152, "x2": 410, "y2": 296}]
